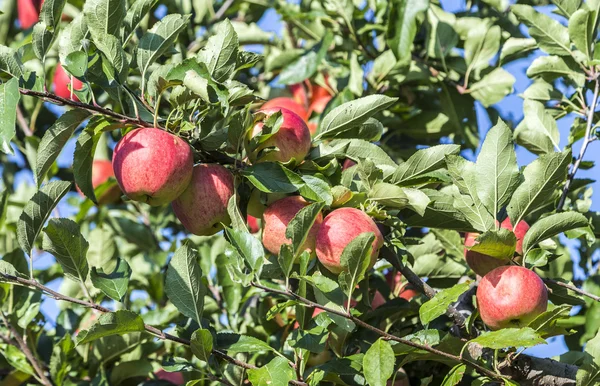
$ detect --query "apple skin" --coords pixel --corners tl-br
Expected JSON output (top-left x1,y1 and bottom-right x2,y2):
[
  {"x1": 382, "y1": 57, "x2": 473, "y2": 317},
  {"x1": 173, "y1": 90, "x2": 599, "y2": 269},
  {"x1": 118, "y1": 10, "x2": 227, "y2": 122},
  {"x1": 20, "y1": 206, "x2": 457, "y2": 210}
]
[
  {"x1": 76, "y1": 160, "x2": 122, "y2": 205},
  {"x1": 53, "y1": 64, "x2": 84, "y2": 101},
  {"x1": 464, "y1": 218, "x2": 530, "y2": 276},
  {"x1": 476, "y1": 265, "x2": 548, "y2": 330},
  {"x1": 113, "y1": 127, "x2": 194, "y2": 206},
  {"x1": 262, "y1": 97, "x2": 309, "y2": 121},
  {"x1": 247, "y1": 215, "x2": 260, "y2": 233},
  {"x1": 315, "y1": 207, "x2": 384, "y2": 274},
  {"x1": 342, "y1": 159, "x2": 356, "y2": 170},
  {"x1": 372, "y1": 272, "x2": 418, "y2": 309},
  {"x1": 290, "y1": 82, "x2": 309, "y2": 109},
  {"x1": 308, "y1": 82, "x2": 333, "y2": 115},
  {"x1": 262, "y1": 196, "x2": 323, "y2": 256},
  {"x1": 154, "y1": 370, "x2": 184, "y2": 385},
  {"x1": 246, "y1": 107, "x2": 311, "y2": 165},
  {"x1": 172, "y1": 164, "x2": 234, "y2": 236},
  {"x1": 18, "y1": 0, "x2": 43, "y2": 29}
]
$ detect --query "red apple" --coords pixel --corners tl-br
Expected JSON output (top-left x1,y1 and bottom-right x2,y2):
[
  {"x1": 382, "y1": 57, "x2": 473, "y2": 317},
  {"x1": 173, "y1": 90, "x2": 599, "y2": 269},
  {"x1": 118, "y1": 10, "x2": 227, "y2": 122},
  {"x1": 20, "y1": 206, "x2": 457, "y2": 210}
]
[
  {"x1": 18, "y1": 0, "x2": 43, "y2": 29},
  {"x1": 247, "y1": 215, "x2": 260, "y2": 233},
  {"x1": 154, "y1": 370, "x2": 184, "y2": 385},
  {"x1": 262, "y1": 97, "x2": 309, "y2": 121},
  {"x1": 385, "y1": 271, "x2": 418, "y2": 301},
  {"x1": 290, "y1": 82, "x2": 309, "y2": 109},
  {"x1": 53, "y1": 64, "x2": 84, "y2": 101},
  {"x1": 113, "y1": 127, "x2": 193, "y2": 206},
  {"x1": 476, "y1": 265, "x2": 548, "y2": 330},
  {"x1": 315, "y1": 207, "x2": 384, "y2": 274},
  {"x1": 172, "y1": 164, "x2": 234, "y2": 236},
  {"x1": 464, "y1": 218, "x2": 530, "y2": 276},
  {"x1": 308, "y1": 81, "x2": 333, "y2": 115},
  {"x1": 76, "y1": 160, "x2": 121, "y2": 205},
  {"x1": 262, "y1": 196, "x2": 323, "y2": 256},
  {"x1": 342, "y1": 159, "x2": 356, "y2": 170},
  {"x1": 246, "y1": 107, "x2": 311, "y2": 165}
]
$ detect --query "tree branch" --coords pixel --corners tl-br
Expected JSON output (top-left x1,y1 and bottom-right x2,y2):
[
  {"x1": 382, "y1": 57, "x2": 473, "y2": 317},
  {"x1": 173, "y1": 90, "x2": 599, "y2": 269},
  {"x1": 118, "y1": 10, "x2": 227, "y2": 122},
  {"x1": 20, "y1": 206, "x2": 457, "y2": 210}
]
[
  {"x1": 0, "y1": 312, "x2": 52, "y2": 386},
  {"x1": 498, "y1": 354, "x2": 576, "y2": 386},
  {"x1": 544, "y1": 278, "x2": 600, "y2": 302},
  {"x1": 557, "y1": 76, "x2": 600, "y2": 211}
]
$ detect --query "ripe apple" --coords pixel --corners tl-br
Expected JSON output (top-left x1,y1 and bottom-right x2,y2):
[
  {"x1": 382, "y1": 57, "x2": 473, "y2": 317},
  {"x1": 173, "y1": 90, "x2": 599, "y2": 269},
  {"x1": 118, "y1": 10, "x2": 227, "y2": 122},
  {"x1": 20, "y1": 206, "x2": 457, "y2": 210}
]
[
  {"x1": 154, "y1": 369, "x2": 184, "y2": 385},
  {"x1": 476, "y1": 265, "x2": 548, "y2": 330},
  {"x1": 385, "y1": 271, "x2": 418, "y2": 301},
  {"x1": 53, "y1": 64, "x2": 84, "y2": 101},
  {"x1": 112, "y1": 127, "x2": 193, "y2": 206},
  {"x1": 76, "y1": 160, "x2": 121, "y2": 205},
  {"x1": 464, "y1": 218, "x2": 530, "y2": 276},
  {"x1": 246, "y1": 107, "x2": 311, "y2": 165},
  {"x1": 315, "y1": 207, "x2": 384, "y2": 274},
  {"x1": 247, "y1": 215, "x2": 260, "y2": 233},
  {"x1": 18, "y1": 0, "x2": 42, "y2": 29},
  {"x1": 172, "y1": 164, "x2": 234, "y2": 236},
  {"x1": 290, "y1": 82, "x2": 309, "y2": 109},
  {"x1": 262, "y1": 97, "x2": 309, "y2": 121},
  {"x1": 262, "y1": 196, "x2": 323, "y2": 256}
]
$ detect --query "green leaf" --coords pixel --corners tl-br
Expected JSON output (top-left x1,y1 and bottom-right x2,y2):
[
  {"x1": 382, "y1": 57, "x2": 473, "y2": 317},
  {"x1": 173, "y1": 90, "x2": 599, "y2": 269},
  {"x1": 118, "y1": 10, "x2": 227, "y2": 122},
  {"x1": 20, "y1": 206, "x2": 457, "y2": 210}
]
[
  {"x1": 467, "y1": 228, "x2": 516, "y2": 260},
  {"x1": 278, "y1": 31, "x2": 334, "y2": 85},
  {"x1": 32, "y1": 22, "x2": 54, "y2": 61},
  {"x1": 75, "y1": 310, "x2": 145, "y2": 345},
  {"x1": 83, "y1": 0, "x2": 126, "y2": 39},
  {"x1": 316, "y1": 95, "x2": 398, "y2": 140},
  {"x1": 122, "y1": 0, "x2": 157, "y2": 42},
  {"x1": 511, "y1": 4, "x2": 571, "y2": 56},
  {"x1": 17, "y1": 181, "x2": 71, "y2": 256},
  {"x1": 110, "y1": 360, "x2": 153, "y2": 385},
  {"x1": 247, "y1": 357, "x2": 294, "y2": 386},
  {"x1": 441, "y1": 364, "x2": 466, "y2": 386},
  {"x1": 526, "y1": 55, "x2": 585, "y2": 87},
  {"x1": 500, "y1": 38, "x2": 537, "y2": 64},
  {"x1": 368, "y1": 183, "x2": 431, "y2": 216},
  {"x1": 285, "y1": 202, "x2": 325, "y2": 256},
  {"x1": 514, "y1": 100, "x2": 560, "y2": 155},
  {"x1": 49, "y1": 334, "x2": 74, "y2": 386},
  {"x1": 312, "y1": 139, "x2": 397, "y2": 168},
  {"x1": 0, "y1": 45, "x2": 24, "y2": 78},
  {"x1": 0, "y1": 345, "x2": 34, "y2": 375},
  {"x1": 522, "y1": 212, "x2": 592, "y2": 255},
  {"x1": 475, "y1": 119, "x2": 521, "y2": 217},
  {"x1": 469, "y1": 327, "x2": 545, "y2": 349},
  {"x1": 90, "y1": 258, "x2": 131, "y2": 302},
  {"x1": 419, "y1": 281, "x2": 471, "y2": 325},
  {"x1": 386, "y1": 0, "x2": 429, "y2": 61},
  {"x1": 464, "y1": 23, "x2": 501, "y2": 74},
  {"x1": 507, "y1": 150, "x2": 571, "y2": 226},
  {"x1": 390, "y1": 144, "x2": 460, "y2": 185},
  {"x1": 198, "y1": 19, "x2": 238, "y2": 82},
  {"x1": 577, "y1": 327, "x2": 600, "y2": 385},
  {"x1": 190, "y1": 329, "x2": 213, "y2": 363},
  {"x1": 42, "y1": 218, "x2": 89, "y2": 284},
  {"x1": 165, "y1": 243, "x2": 207, "y2": 324},
  {"x1": 522, "y1": 80, "x2": 563, "y2": 102},
  {"x1": 73, "y1": 119, "x2": 112, "y2": 204},
  {"x1": 298, "y1": 175, "x2": 333, "y2": 205},
  {"x1": 339, "y1": 233, "x2": 375, "y2": 298},
  {"x1": 349, "y1": 52, "x2": 364, "y2": 96},
  {"x1": 36, "y1": 109, "x2": 90, "y2": 186},
  {"x1": 363, "y1": 339, "x2": 395, "y2": 386},
  {"x1": 242, "y1": 163, "x2": 304, "y2": 193},
  {"x1": 553, "y1": 0, "x2": 581, "y2": 18},
  {"x1": 138, "y1": 14, "x2": 190, "y2": 83},
  {"x1": 468, "y1": 67, "x2": 515, "y2": 107},
  {"x1": 0, "y1": 260, "x2": 18, "y2": 279},
  {"x1": 0, "y1": 78, "x2": 19, "y2": 155},
  {"x1": 218, "y1": 333, "x2": 276, "y2": 354},
  {"x1": 569, "y1": 9, "x2": 594, "y2": 59},
  {"x1": 224, "y1": 227, "x2": 265, "y2": 273},
  {"x1": 58, "y1": 15, "x2": 89, "y2": 64}
]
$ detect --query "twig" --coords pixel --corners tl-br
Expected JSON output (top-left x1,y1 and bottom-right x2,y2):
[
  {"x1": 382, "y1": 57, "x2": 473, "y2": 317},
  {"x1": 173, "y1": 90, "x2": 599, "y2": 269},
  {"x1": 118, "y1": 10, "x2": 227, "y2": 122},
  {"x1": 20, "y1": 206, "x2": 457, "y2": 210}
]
[
  {"x1": 0, "y1": 312, "x2": 52, "y2": 386},
  {"x1": 557, "y1": 77, "x2": 600, "y2": 210},
  {"x1": 250, "y1": 282, "x2": 503, "y2": 381},
  {"x1": 15, "y1": 105, "x2": 33, "y2": 136},
  {"x1": 544, "y1": 278, "x2": 600, "y2": 302},
  {"x1": 212, "y1": 0, "x2": 235, "y2": 21},
  {"x1": 0, "y1": 273, "x2": 307, "y2": 386}
]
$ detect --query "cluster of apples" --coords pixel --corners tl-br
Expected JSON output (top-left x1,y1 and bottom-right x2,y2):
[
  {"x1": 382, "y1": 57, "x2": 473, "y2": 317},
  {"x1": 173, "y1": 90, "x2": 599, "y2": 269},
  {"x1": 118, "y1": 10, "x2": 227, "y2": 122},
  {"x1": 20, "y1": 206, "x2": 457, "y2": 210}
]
[{"x1": 464, "y1": 219, "x2": 549, "y2": 330}]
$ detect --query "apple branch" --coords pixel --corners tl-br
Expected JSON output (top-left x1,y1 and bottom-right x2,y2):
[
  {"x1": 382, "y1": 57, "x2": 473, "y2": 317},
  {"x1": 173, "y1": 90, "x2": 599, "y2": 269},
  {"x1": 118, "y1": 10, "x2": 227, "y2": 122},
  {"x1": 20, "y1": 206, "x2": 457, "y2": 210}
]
[
  {"x1": 544, "y1": 278, "x2": 600, "y2": 302},
  {"x1": 557, "y1": 76, "x2": 600, "y2": 211},
  {"x1": 0, "y1": 312, "x2": 52, "y2": 386},
  {"x1": 0, "y1": 273, "x2": 309, "y2": 386}
]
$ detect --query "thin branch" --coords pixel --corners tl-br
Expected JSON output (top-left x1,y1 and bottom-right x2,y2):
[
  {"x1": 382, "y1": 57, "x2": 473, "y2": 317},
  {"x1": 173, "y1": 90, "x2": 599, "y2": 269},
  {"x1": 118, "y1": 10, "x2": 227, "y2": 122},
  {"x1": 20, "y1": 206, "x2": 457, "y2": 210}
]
[
  {"x1": 16, "y1": 105, "x2": 33, "y2": 136},
  {"x1": 250, "y1": 282, "x2": 503, "y2": 381},
  {"x1": 544, "y1": 278, "x2": 600, "y2": 302},
  {"x1": 0, "y1": 312, "x2": 52, "y2": 386},
  {"x1": 557, "y1": 77, "x2": 600, "y2": 211},
  {"x1": 212, "y1": 0, "x2": 235, "y2": 21}
]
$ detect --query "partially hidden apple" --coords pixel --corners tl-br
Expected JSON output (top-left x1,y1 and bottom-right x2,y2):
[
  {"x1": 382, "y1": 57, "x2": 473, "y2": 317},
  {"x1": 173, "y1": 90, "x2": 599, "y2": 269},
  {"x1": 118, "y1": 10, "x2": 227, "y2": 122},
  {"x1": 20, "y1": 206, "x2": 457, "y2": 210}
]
[
  {"x1": 372, "y1": 271, "x2": 418, "y2": 309},
  {"x1": 172, "y1": 164, "x2": 234, "y2": 236},
  {"x1": 308, "y1": 83, "x2": 333, "y2": 115},
  {"x1": 262, "y1": 97, "x2": 309, "y2": 121},
  {"x1": 18, "y1": 0, "x2": 43, "y2": 29},
  {"x1": 247, "y1": 215, "x2": 260, "y2": 233},
  {"x1": 154, "y1": 369, "x2": 184, "y2": 385},
  {"x1": 76, "y1": 160, "x2": 122, "y2": 205},
  {"x1": 290, "y1": 82, "x2": 309, "y2": 109},
  {"x1": 113, "y1": 127, "x2": 193, "y2": 206},
  {"x1": 464, "y1": 218, "x2": 530, "y2": 276},
  {"x1": 53, "y1": 64, "x2": 84, "y2": 101},
  {"x1": 476, "y1": 265, "x2": 548, "y2": 330},
  {"x1": 246, "y1": 107, "x2": 311, "y2": 165},
  {"x1": 262, "y1": 196, "x2": 323, "y2": 256},
  {"x1": 246, "y1": 188, "x2": 287, "y2": 218},
  {"x1": 315, "y1": 207, "x2": 384, "y2": 274}
]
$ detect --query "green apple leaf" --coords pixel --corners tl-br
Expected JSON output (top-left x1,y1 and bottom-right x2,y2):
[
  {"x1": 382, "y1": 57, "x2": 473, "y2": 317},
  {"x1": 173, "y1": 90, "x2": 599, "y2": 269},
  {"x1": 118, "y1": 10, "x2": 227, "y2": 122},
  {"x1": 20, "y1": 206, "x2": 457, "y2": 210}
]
[
  {"x1": 42, "y1": 218, "x2": 89, "y2": 284},
  {"x1": 190, "y1": 329, "x2": 213, "y2": 363},
  {"x1": 386, "y1": 0, "x2": 429, "y2": 61},
  {"x1": 511, "y1": 4, "x2": 571, "y2": 56},
  {"x1": 469, "y1": 67, "x2": 515, "y2": 107},
  {"x1": 198, "y1": 19, "x2": 238, "y2": 82},
  {"x1": 469, "y1": 327, "x2": 545, "y2": 349},
  {"x1": 285, "y1": 201, "x2": 325, "y2": 257},
  {"x1": 577, "y1": 327, "x2": 600, "y2": 385},
  {"x1": 242, "y1": 163, "x2": 304, "y2": 193},
  {"x1": 363, "y1": 339, "x2": 395, "y2": 386},
  {"x1": 441, "y1": 364, "x2": 466, "y2": 386},
  {"x1": 391, "y1": 144, "x2": 460, "y2": 185},
  {"x1": 523, "y1": 212, "x2": 592, "y2": 255},
  {"x1": 75, "y1": 310, "x2": 145, "y2": 345},
  {"x1": 467, "y1": 228, "x2": 517, "y2": 259},
  {"x1": 224, "y1": 227, "x2": 265, "y2": 273},
  {"x1": 247, "y1": 357, "x2": 294, "y2": 386},
  {"x1": 0, "y1": 77, "x2": 19, "y2": 155},
  {"x1": 338, "y1": 232, "x2": 375, "y2": 299},
  {"x1": 568, "y1": 9, "x2": 594, "y2": 59},
  {"x1": 526, "y1": 55, "x2": 585, "y2": 87},
  {"x1": 90, "y1": 258, "x2": 131, "y2": 302},
  {"x1": 419, "y1": 281, "x2": 471, "y2": 325}
]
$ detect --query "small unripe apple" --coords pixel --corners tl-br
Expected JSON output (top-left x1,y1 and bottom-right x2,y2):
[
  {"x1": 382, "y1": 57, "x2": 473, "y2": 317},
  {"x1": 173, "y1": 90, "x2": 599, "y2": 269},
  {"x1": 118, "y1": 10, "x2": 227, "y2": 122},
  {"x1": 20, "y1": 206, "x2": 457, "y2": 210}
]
[
  {"x1": 76, "y1": 160, "x2": 121, "y2": 205},
  {"x1": 262, "y1": 97, "x2": 309, "y2": 121},
  {"x1": 464, "y1": 218, "x2": 530, "y2": 276},
  {"x1": 247, "y1": 215, "x2": 260, "y2": 233},
  {"x1": 262, "y1": 196, "x2": 323, "y2": 256},
  {"x1": 53, "y1": 64, "x2": 84, "y2": 101},
  {"x1": 315, "y1": 207, "x2": 384, "y2": 274},
  {"x1": 172, "y1": 164, "x2": 234, "y2": 236},
  {"x1": 113, "y1": 128, "x2": 193, "y2": 206},
  {"x1": 246, "y1": 107, "x2": 311, "y2": 165},
  {"x1": 476, "y1": 265, "x2": 548, "y2": 330},
  {"x1": 18, "y1": 0, "x2": 43, "y2": 29}
]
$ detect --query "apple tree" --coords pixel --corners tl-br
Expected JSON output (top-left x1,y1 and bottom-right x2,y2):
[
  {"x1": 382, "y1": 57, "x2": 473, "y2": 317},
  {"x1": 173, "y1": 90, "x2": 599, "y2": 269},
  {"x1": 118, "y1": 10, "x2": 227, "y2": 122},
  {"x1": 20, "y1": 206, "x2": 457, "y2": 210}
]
[{"x1": 0, "y1": 0, "x2": 599, "y2": 385}]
